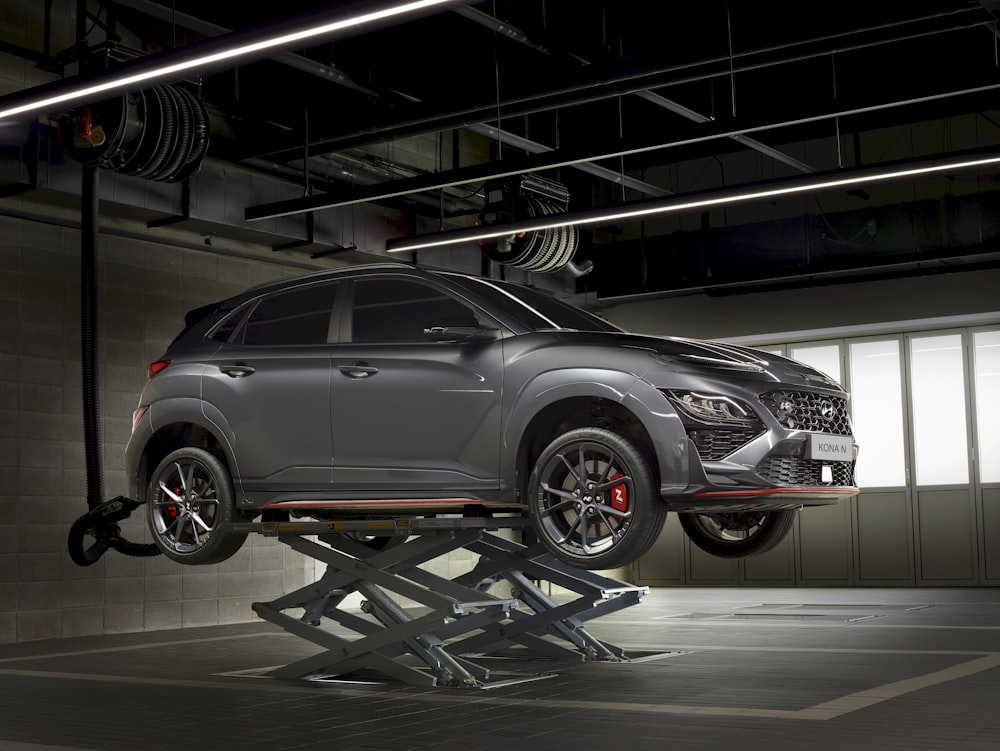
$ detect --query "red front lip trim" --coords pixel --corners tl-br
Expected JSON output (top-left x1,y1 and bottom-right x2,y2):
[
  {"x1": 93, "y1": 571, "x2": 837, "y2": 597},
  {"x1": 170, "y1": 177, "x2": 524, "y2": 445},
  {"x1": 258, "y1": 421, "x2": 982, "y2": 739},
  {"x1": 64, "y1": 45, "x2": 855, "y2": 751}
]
[{"x1": 694, "y1": 487, "x2": 859, "y2": 498}]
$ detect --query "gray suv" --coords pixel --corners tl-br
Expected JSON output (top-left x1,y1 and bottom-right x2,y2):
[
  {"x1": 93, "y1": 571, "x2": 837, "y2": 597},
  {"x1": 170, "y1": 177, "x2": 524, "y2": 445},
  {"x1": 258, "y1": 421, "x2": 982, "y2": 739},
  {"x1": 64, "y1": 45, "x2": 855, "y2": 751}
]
[{"x1": 125, "y1": 262, "x2": 858, "y2": 569}]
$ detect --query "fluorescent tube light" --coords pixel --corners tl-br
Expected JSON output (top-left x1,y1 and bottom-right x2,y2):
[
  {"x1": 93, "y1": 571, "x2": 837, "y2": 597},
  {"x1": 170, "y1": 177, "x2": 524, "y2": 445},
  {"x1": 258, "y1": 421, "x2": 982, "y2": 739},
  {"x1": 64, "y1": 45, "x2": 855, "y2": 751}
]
[
  {"x1": 0, "y1": 0, "x2": 463, "y2": 121},
  {"x1": 386, "y1": 152, "x2": 1000, "y2": 253}
]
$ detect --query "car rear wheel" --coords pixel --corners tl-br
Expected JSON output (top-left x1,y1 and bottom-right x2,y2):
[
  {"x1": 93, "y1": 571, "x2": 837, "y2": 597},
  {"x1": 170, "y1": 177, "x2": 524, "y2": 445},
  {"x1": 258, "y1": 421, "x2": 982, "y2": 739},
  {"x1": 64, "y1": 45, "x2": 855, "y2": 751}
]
[
  {"x1": 147, "y1": 447, "x2": 247, "y2": 565},
  {"x1": 528, "y1": 427, "x2": 666, "y2": 569},
  {"x1": 679, "y1": 509, "x2": 796, "y2": 558}
]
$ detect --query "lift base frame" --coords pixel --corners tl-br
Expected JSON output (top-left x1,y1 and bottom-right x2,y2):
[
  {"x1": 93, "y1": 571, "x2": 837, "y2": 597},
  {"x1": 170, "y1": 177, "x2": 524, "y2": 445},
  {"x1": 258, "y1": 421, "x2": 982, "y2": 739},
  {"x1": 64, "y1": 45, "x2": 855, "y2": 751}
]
[{"x1": 246, "y1": 516, "x2": 649, "y2": 688}]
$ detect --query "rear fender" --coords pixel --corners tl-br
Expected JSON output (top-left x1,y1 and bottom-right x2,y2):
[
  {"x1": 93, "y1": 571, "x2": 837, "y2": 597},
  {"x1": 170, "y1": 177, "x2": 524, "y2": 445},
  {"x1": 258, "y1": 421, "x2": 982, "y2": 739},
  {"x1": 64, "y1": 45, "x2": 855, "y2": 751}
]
[{"x1": 132, "y1": 397, "x2": 241, "y2": 495}]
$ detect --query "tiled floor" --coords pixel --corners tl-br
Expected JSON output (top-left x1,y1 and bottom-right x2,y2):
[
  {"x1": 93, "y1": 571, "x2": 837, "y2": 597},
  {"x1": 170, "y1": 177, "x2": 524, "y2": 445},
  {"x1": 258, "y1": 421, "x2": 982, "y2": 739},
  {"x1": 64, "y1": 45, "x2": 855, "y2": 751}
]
[{"x1": 0, "y1": 586, "x2": 998, "y2": 751}]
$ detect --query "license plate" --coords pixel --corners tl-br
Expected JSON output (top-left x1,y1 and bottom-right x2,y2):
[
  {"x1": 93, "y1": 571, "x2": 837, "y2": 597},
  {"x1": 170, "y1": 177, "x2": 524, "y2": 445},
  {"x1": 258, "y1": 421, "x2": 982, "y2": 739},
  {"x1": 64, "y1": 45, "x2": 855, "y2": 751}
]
[{"x1": 807, "y1": 433, "x2": 853, "y2": 461}]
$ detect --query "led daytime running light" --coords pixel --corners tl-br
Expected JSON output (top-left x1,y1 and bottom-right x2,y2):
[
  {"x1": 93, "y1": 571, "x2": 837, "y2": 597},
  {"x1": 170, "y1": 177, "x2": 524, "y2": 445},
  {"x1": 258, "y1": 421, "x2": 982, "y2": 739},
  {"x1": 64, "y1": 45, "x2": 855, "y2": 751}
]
[{"x1": 666, "y1": 390, "x2": 759, "y2": 426}]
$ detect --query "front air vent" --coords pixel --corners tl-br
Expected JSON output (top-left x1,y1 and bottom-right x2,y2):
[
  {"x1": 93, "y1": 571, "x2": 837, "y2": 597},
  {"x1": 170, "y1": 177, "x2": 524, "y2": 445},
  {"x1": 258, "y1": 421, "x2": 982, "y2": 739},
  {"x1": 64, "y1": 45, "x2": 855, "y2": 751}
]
[
  {"x1": 689, "y1": 428, "x2": 765, "y2": 460},
  {"x1": 757, "y1": 456, "x2": 856, "y2": 486}
]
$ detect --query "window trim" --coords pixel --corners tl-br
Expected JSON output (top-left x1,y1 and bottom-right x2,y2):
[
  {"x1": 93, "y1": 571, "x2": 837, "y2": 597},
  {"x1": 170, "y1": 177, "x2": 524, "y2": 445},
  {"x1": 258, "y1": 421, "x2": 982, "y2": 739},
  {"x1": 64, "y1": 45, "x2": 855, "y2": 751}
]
[
  {"x1": 341, "y1": 274, "x2": 503, "y2": 346},
  {"x1": 226, "y1": 280, "x2": 341, "y2": 347}
]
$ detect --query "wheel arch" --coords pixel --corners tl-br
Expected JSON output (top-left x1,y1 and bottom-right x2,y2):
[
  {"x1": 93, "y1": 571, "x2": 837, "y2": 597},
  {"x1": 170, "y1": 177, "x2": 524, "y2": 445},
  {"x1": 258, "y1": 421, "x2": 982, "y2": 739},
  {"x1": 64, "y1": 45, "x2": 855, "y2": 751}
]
[
  {"x1": 504, "y1": 371, "x2": 690, "y2": 503},
  {"x1": 506, "y1": 372, "x2": 663, "y2": 502},
  {"x1": 127, "y1": 395, "x2": 241, "y2": 500},
  {"x1": 137, "y1": 421, "x2": 231, "y2": 497}
]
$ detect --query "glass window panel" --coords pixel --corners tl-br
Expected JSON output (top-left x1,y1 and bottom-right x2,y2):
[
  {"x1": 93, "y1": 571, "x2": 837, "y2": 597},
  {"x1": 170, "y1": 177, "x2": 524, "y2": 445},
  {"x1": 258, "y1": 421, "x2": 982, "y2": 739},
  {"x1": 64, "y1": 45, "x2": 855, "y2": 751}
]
[
  {"x1": 240, "y1": 282, "x2": 337, "y2": 346},
  {"x1": 352, "y1": 278, "x2": 479, "y2": 344},
  {"x1": 909, "y1": 334, "x2": 968, "y2": 486},
  {"x1": 849, "y1": 339, "x2": 906, "y2": 487},
  {"x1": 974, "y1": 330, "x2": 1000, "y2": 483},
  {"x1": 791, "y1": 344, "x2": 842, "y2": 385}
]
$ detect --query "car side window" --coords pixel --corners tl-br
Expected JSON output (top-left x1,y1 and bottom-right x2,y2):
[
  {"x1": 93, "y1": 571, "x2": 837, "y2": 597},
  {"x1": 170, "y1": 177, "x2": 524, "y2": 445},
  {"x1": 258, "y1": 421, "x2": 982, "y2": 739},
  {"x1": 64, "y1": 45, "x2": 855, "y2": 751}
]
[
  {"x1": 238, "y1": 282, "x2": 338, "y2": 346},
  {"x1": 351, "y1": 278, "x2": 481, "y2": 344}
]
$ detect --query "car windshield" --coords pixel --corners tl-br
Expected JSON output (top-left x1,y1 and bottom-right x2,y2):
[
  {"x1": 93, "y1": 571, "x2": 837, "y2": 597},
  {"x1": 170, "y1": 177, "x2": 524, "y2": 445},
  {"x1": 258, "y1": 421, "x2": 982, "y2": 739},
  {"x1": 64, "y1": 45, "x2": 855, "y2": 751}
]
[{"x1": 447, "y1": 274, "x2": 621, "y2": 333}]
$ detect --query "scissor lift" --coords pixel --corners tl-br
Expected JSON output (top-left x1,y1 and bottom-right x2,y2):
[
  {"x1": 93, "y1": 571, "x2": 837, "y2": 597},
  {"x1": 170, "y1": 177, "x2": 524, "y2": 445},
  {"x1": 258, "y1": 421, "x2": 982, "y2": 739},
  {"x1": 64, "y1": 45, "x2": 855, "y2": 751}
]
[{"x1": 244, "y1": 516, "x2": 649, "y2": 687}]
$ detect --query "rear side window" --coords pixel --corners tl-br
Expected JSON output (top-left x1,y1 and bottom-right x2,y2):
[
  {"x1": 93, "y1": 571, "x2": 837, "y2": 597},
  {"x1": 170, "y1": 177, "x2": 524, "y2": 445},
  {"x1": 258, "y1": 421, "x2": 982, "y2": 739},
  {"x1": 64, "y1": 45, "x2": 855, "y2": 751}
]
[
  {"x1": 351, "y1": 278, "x2": 481, "y2": 344},
  {"x1": 208, "y1": 303, "x2": 250, "y2": 343},
  {"x1": 238, "y1": 282, "x2": 338, "y2": 346}
]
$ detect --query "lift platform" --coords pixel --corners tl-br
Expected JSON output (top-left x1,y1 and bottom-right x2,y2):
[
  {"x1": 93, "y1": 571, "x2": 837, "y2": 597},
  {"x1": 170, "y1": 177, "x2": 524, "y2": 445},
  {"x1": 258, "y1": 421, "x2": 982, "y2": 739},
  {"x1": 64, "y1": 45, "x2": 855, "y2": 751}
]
[{"x1": 241, "y1": 516, "x2": 649, "y2": 688}]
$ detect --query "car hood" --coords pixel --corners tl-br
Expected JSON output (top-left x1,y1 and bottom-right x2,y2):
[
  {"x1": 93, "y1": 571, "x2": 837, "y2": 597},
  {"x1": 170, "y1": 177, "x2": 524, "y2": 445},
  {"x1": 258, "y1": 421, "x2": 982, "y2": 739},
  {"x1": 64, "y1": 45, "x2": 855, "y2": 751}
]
[{"x1": 549, "y1": 330, "x2": 845, "y2": 391}]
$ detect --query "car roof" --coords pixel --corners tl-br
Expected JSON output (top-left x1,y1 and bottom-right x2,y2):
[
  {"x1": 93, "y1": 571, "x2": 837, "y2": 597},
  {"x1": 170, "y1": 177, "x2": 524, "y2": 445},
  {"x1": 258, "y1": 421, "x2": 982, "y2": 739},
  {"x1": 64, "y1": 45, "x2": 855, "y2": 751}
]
[{"x1": 240, "y1": 261, "x2": 422, "y2": 296}]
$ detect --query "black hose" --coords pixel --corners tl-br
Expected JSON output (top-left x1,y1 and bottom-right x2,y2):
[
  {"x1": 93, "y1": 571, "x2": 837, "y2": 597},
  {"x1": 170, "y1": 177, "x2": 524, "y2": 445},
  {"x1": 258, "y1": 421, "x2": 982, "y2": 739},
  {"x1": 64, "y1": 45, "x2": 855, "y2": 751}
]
[
  {"x1": 81, "y1": 164, "x2": 103, "y2": 510},
  {"x1": 70, "y1": 164, "x2": 159, "y2": 565}
]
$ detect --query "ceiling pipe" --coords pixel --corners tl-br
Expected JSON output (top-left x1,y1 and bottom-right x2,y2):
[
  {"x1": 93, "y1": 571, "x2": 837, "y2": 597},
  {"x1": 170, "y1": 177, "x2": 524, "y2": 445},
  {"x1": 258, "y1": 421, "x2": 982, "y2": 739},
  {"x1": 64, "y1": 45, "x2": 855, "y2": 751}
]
[
  {"x1": 245, "y1": 82, "x2": 1000, "y2": 221},
  {"x1": 464, "y1": 123, "x2": 671, "y2": 197},
  {"x1": 457, "y1": 7, "x2": 815, "y2": 175},
  {"x1": 246, "y1": 7, "x2": 991, "y2": 164},
  {"x1": 108, "y1": 1, "x2": 670, "y2": 202}
]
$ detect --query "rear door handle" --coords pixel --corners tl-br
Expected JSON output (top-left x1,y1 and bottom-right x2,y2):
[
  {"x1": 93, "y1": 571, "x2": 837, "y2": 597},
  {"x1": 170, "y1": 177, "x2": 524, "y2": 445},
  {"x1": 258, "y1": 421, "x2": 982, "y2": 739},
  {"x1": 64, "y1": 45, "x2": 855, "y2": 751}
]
[
  {"x1": 219, "y1": 363, "x2": 255, "y2": 378},
  {"x1": 338, "y1": 362, "x2": 379, "y2": 379}
]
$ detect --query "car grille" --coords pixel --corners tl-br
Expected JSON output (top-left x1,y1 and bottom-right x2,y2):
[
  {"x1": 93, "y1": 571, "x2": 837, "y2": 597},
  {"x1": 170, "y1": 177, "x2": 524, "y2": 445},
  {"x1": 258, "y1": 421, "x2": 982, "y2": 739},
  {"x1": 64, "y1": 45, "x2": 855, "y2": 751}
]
[
  {"x1": 759, "y1": 390, "x2": 852, "y2": 434},
  {"x1": 757, "y1": 456, "x2": 856, "y2": 487},
  {"x1": 689, "y1": 428, "x2": 765, "y2": 461}
]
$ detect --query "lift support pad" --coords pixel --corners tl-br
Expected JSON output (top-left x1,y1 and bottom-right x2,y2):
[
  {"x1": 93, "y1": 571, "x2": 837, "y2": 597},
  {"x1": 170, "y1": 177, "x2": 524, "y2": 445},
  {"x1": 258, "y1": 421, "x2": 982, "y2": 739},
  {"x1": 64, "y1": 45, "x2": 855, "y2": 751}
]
[{"x1": 245, "y1": 517, "x2": 649, "y2": 688}]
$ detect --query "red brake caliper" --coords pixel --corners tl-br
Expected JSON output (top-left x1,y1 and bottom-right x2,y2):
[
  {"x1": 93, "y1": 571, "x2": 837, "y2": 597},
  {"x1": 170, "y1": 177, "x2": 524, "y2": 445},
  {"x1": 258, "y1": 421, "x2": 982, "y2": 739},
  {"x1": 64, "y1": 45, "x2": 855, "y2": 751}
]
[
  {"x1": 167, "y1": 486, "x2": 182, "y2": 519},
  {"x1": 608, "y1": 472, "x2": 629, "y2": 512}
]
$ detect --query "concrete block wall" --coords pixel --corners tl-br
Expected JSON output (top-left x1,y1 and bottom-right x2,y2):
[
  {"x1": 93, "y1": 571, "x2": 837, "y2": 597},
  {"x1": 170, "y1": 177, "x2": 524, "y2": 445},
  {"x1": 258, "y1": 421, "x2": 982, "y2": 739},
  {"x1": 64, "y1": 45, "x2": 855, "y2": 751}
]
[
  {"x1": 0, "y1": 205, "x2": 331, "y2": 643},
  {"x1": 0, "y1": 199, "x2": 547, "y2": 643}
]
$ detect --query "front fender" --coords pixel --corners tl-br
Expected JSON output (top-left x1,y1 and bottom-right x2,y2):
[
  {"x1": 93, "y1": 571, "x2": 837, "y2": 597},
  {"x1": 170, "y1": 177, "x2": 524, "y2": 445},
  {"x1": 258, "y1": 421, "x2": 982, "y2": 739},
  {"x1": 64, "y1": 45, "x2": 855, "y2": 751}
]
[{"x1": 501, "y1": 368, "x2": 689, "y2": 495}]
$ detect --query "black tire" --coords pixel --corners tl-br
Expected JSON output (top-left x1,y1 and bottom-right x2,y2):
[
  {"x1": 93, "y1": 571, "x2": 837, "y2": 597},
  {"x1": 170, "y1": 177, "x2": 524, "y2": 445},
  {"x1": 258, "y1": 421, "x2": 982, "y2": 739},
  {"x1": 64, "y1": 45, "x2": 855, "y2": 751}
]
[
  {"x1": 146, "y1": 447, "x2": 247, "y2": 565},
  {"x1": 679, "y1": 509, "x2": 797, "y2": 558},
  {"x1": 527, "y1": 427, "x2": 666, "y2": 569}
]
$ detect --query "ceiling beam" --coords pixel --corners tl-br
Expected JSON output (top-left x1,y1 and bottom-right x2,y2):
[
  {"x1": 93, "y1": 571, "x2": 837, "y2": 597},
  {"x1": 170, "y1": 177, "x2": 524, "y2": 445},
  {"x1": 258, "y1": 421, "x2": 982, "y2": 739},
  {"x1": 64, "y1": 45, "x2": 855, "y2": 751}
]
[{"x1": 245, "y1": 83, "x2": 1000, "y2": 222}]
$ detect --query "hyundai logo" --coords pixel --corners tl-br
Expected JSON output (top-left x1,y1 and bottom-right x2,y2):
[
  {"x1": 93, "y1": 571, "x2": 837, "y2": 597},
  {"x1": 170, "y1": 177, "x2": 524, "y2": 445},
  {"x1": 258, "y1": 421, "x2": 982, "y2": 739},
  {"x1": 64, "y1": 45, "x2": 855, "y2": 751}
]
[{"x1": 819, "y1": 401, "x2": 835, "y2": 421}]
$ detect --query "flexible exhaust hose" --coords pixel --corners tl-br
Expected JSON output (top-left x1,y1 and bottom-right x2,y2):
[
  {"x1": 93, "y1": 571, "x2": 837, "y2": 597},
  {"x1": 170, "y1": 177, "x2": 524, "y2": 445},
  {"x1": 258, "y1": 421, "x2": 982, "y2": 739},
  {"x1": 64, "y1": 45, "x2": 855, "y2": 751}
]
[
  {"x1": 80, "y1": 164, "x2": 103, "y2": 510},
  {"x1": 69, "y1": 164, "x2": 159, "y2": 565}
]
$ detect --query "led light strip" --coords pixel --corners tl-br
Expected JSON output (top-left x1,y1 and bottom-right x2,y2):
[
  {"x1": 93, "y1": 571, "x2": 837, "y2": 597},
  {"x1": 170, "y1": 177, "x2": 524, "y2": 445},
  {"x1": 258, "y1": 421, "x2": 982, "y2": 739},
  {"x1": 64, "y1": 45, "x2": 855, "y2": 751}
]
[
  {"x1": 386, "y1": 153, "x2": 1000, "y2": 253},
  {"x1": 0, "y1": 0, "x2": 461, "y2": 121}
]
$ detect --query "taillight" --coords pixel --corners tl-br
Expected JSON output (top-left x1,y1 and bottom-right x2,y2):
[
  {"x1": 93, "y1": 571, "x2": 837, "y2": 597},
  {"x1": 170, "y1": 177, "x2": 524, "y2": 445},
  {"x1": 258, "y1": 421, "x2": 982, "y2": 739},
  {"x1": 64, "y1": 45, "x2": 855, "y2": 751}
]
[
  {"x1": 132, "y1": 406, "x2": 148, "y2": 432},
  {"x1": 147, "y1": 359, "x2": 172, "y2": 379}
]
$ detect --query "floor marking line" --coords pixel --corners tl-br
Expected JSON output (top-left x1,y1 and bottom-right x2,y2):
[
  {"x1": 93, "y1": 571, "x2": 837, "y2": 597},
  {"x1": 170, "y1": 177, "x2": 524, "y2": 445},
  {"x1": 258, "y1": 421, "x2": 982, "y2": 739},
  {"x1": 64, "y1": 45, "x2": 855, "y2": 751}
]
[
  {"x1": 793, "y1": 653, "x2": 1000, "y2": 721},
  {"x1": 0, "y1": 631, "x2": 287, "y2": 664},
  {"x1": 5, "y1": 653, "x2": 1000, "y2": 723},
  {"x1": 623, "y1": 644, "x2": 996, "y2": 656},
  {"x1": 606, "y1": 620, "x2": 1000, "y2": 630},
  {"x1": 0, "y1": 667, "x2": 341, "y2": 694}
]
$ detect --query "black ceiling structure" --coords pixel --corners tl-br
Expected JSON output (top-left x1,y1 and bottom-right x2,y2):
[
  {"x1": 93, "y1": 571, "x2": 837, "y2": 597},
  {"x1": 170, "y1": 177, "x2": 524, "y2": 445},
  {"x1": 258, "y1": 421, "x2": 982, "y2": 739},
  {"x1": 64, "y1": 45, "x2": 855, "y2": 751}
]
[{"x1": 2, "y1": 0, "x2": 1000, "y2": 301}]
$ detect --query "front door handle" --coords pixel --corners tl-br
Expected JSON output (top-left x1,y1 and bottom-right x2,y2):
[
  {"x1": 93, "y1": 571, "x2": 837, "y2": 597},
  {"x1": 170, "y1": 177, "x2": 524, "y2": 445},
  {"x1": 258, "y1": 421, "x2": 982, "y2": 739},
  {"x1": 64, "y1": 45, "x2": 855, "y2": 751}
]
[
  {"x1": 338, "y1": 362, "x2": 379, "y2": 379},
  {"x1": 220, "y1": 363, "x2": 255, "y2": 378}
]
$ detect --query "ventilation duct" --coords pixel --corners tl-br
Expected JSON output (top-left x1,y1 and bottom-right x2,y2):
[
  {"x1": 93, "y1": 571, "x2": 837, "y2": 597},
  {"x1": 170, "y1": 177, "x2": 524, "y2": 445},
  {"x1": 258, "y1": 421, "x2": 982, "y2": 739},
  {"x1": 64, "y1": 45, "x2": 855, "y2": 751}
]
[
  {"x1": 56, "y1": 84, "x2": 209, "y2": 183},
  {"x1": 477, "y1": 174, "x2": 586, "y2": 274}
]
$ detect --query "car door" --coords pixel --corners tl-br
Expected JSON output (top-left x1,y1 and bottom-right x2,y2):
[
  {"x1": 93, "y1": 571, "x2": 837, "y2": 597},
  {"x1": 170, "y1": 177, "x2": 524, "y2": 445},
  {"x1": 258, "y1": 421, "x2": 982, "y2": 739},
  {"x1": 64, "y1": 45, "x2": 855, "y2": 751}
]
[
  {"x1": 200, "y1": 280, "x2": 338, "y2": 498},
  {"x1": 330, "y1": 275, "x2": 504, "y2": 495}
]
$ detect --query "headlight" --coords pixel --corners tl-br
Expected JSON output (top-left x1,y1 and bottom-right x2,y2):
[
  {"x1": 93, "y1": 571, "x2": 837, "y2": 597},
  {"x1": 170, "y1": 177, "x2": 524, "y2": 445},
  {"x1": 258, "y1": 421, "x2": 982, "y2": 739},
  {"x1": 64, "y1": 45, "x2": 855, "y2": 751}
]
[{"x1": 664, "y1": 390, "x2": 759, "y2": 426}]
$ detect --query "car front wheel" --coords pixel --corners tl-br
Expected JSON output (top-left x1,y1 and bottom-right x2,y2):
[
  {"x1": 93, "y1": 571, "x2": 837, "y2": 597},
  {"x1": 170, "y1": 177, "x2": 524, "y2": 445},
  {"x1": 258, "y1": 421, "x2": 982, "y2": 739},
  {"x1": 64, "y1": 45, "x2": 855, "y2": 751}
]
[
  {"x1": 147, "y1": 447, "x2": 247, "y2": 565},
  {"x1": 679, "y1": 509, "x2": 796, "y2": 558},
  {"x1": 528, "y1": 427, "x2": 666, "y2": 570}
]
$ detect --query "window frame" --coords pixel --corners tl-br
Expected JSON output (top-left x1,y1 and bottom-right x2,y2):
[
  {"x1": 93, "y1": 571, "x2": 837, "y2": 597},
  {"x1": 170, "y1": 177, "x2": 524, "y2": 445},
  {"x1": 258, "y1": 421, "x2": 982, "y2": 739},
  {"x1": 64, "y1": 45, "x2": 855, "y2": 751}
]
[
  {"x1": 340, "y1": 274, "x2": 503, "y2": 346},
  {"x1": 224, "y1": 280, "x2": 341, "y2": 347}
]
